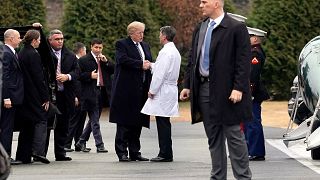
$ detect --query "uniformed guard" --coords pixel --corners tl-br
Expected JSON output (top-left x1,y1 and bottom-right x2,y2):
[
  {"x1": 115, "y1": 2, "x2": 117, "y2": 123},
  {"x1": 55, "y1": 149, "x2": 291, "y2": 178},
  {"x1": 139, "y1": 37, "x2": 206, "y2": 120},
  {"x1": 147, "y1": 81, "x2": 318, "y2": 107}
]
[
  {"x1": 245, "y1": 27, "x2": 270, "y2": 161},
  {"x1": 227, "y1": 12, "x2": 247, "y2": 22}
]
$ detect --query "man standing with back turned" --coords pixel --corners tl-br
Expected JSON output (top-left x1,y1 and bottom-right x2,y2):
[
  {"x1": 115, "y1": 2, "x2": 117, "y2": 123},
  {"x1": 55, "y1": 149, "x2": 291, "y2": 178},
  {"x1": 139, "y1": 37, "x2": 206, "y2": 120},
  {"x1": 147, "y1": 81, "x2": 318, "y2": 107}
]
[{"x1": 180, "y1": 0, "x2": 252, "y2": 179}]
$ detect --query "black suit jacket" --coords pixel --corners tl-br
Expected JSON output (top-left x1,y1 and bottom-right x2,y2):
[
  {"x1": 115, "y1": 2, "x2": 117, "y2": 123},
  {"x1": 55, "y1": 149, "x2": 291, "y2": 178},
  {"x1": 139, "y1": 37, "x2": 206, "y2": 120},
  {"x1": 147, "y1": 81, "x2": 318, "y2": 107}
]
[
  {"x1": 110, "y1": 37, "x2": 152, "y2": 128},
  {"x1": 51, "y1": 46, "x2": 79, "y2": 105},
  {"x1": 1, "y1": 45, "x2": 24, "y2": 105},
  {"x1": 184, "y1": 14, "x2": 252, "y2": 125},
  {"x1": 78, "y1": 53, "x2": 114, "y2": 110}
]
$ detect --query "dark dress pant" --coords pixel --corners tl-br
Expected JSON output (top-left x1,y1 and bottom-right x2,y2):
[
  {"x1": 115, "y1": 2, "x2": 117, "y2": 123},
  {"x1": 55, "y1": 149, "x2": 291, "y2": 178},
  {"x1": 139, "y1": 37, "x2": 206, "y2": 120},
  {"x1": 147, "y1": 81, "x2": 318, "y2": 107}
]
[
  {"x1": 198, "y1": 81, "x2": 251, "y2": 180},
  {"x1": 65, "y1": 106, "x2": 87, "y2": 148},
  {"x1": 155, "y1": 116, "x2": 172, "y2": 159},
  {"x1": 115, "y1": 124, "x2": 142, "y2": 158},
  {"x1": 0, "y1": 106, "x2": 16, "y2": 156},
  {"x1": 16, "y1": 120, "x2": 47, "y2": 162},
  {"x1": 46, "y1": 91, "x2": 72, "y2": 158},
  {"x1": 78, "y1": 88, "x2": 104, "y2": 147}
]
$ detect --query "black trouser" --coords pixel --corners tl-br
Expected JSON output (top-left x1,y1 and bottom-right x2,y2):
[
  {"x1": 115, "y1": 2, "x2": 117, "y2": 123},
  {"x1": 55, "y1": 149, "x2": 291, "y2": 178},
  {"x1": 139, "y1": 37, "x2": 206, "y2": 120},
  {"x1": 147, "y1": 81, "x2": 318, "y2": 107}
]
[
  {"x1": 65, "y1": 106, "x2": 87, "y2": 149},
  {"x1": 0, "y1": 106, "x2": 16, "y2": 156},
  {"x1": 155, "y1": 116, "x2": 173, "y2": 159},
  {"x1": 45, "y1": 91, "x2": 72, "y2": 158},
  {"x1": 115, "y1": 124, "x2": 142, "y2": 158}
]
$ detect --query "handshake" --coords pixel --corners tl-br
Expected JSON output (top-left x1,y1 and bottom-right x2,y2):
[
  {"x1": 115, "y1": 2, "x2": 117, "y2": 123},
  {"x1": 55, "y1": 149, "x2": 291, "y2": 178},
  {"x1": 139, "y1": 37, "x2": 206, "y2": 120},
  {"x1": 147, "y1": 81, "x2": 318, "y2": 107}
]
[{"x1": 143, "y1": 60, "x2": 152, "y2": 70}]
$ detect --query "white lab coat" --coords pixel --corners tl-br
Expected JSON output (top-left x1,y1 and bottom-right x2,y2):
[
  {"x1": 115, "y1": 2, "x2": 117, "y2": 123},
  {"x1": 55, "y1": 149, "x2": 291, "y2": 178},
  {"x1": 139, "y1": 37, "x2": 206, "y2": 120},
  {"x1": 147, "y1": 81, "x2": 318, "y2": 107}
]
[{"x1": 141, "y1": 42, "x2": 181, "y2": 117}]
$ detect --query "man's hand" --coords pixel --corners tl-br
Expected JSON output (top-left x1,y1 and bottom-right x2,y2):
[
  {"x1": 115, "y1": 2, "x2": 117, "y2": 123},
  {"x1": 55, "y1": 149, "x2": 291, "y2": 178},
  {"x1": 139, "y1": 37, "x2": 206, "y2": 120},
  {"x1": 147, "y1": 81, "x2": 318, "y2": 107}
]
[
  {"x1": 3, "y1": 99, "x2": 12, "y2": 109},
  {"x1": 75, "y1": 97, "x2": 79, "y2": 107},
  {"x1": 32, "y1": 22, "x2": 43, "y2": 27},
  {"x1": 42, "y1": 101, "x2": 50, "y2": 111},
  {"x1": 229, "y1": 90, "x2": 243, "y2": 104},
  {"x1": 91, "y1": 70, "x2": 98, "y2": 79},
  {"x1": 97, "y1": 54, "x2": 108, "y2": 62},
  {"x1": 56, "y1": 74, "x2": 69, "y2": 82},
  {"x1": 148, "y1": 92, "x2": 154, "y2": 99},
  {"x1": 143, "y1": 60, "x2": 151, "y2": 70},
  {"x1": 180, "y1": 89, "x2": 190, "y2": 101}
]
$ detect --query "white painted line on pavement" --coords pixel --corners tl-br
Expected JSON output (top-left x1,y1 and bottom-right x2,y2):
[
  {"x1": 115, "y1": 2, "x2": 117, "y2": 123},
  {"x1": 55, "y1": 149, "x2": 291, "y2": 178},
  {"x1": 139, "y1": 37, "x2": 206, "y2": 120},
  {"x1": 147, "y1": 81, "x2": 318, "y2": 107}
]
[{"x1": 267, "y1": 139, "x2": 320, "y2": 174}]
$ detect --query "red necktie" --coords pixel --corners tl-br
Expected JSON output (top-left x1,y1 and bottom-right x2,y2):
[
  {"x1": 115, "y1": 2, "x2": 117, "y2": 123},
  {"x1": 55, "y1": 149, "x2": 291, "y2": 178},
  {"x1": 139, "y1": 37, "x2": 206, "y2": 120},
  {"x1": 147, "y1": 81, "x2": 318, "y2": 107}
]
[{"x1": 97, "y1": 59, "x2": 104, "y2": 86}]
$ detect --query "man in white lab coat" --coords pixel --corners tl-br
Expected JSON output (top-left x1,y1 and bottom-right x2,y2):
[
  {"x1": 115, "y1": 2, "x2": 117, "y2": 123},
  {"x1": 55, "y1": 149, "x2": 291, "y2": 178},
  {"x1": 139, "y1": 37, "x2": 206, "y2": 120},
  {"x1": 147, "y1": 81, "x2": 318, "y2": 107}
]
[{"x1": 141, "y1": 26, "x2": 181, "y2": 162}]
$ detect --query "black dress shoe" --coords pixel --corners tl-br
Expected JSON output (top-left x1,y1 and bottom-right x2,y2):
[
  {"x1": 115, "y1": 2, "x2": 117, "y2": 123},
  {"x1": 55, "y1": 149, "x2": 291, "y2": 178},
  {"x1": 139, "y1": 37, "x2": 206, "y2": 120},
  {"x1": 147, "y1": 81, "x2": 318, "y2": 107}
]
[
  {"x1": 97, "y1": 146, "x2": 108, "y2": 153},
  {"x1": 150, "y1": 156, "x2": 173, "y2": 162},
  {"x1": 32, "y1": 154, "x2": 50, "y2": 164},
  {"x1": 10, "y1": 158, "x2": 22, "y2": 165},
  {"x1": 118, "y1": 155, "x2": 130, "y2": 162},
  {"x1": 249, "y1": 156, "x2": 265, "y2": 161},
  {"x1": 130, "y1": 155, "x2": 149, "y2": 161},
  {"x1": 75, "y1": 141, "x2": 91, "y2": 152},
  {"x1": 64, "y1": 147, "x2": 74, "y2": 152},
  {"x1": 55, "y1": 156, "x2": 72, "y2": 161}
]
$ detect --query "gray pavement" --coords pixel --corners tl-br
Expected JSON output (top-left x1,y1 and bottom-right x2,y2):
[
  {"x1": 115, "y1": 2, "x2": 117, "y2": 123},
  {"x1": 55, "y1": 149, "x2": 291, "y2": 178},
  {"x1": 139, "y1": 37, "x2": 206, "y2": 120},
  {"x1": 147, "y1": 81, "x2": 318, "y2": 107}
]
[{"x1": 8, "y1": 111, "x2": 320, "y2": 180}]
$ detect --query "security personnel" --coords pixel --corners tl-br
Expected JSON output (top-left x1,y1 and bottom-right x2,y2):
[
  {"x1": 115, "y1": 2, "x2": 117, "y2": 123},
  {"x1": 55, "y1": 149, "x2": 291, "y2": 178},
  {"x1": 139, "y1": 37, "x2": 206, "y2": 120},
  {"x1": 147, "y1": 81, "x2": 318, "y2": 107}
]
[{"x1": 244, "y1": 27, "x2": 270, "y2": 161}]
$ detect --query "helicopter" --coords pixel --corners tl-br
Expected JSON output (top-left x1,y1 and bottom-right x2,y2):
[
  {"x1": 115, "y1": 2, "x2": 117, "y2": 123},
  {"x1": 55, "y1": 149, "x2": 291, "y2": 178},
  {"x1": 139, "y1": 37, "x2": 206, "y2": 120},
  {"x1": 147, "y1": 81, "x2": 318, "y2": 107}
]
[{"x1": 284, "y1": 36, "x2": 320, "y2": 160}]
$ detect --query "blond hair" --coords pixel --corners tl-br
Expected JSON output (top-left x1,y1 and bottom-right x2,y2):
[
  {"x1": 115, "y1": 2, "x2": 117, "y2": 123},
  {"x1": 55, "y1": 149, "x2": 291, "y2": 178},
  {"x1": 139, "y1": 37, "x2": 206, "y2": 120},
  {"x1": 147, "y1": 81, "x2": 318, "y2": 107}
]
[{"x1": 127, "y1": 21, "x2": 145, "y2": 36}]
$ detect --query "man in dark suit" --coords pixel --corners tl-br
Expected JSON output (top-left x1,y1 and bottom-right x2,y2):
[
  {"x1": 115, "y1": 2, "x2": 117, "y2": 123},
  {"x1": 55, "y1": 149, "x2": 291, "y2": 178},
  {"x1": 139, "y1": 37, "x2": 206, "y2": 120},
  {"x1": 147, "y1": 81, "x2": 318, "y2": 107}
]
[
  {"x1": 180, "y1": 0, "x2": 252, "y2": 179},
  {"x1": 46, "y1": 29, "x2": 78, "y2": 161},
  {"x1": 64, "y1": 42, "x2": 88, "y2": 152},
  {"x1": 0, "y1": 29, "x2": 23, "y2": 165},
  {"x1": 110, "y1": 21, "x2": 152, "y2": 162},
  {"x1": 75, "y1": 38, "x2": 113, "y2": 153}
]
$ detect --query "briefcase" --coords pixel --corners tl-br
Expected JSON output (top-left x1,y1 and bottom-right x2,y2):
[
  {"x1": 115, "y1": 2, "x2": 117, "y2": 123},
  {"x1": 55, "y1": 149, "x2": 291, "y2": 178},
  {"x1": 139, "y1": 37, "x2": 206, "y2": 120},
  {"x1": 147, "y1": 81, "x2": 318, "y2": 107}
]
[{"x1": 47, "y1": 102, "x2": 61, "y2": 129}]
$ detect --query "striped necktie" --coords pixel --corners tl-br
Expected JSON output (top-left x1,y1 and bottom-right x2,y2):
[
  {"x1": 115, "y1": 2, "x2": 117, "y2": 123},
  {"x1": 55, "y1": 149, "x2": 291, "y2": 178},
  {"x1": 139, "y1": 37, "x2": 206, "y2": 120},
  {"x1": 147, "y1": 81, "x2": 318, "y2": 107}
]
[{"x1": 55, "y1": 51, "x2": 64, "y2": 91}]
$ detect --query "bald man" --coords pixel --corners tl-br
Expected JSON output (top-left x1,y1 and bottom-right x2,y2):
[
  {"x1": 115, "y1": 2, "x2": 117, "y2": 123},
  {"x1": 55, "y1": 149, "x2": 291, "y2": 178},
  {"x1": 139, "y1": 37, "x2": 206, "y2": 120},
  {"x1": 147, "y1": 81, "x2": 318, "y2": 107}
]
[
  {"x1": 0, "y1": 29, "x2": 23, "y2": 165},
  {"x1": 180, "y1": 0, "x2": 252, "y2": 179}
]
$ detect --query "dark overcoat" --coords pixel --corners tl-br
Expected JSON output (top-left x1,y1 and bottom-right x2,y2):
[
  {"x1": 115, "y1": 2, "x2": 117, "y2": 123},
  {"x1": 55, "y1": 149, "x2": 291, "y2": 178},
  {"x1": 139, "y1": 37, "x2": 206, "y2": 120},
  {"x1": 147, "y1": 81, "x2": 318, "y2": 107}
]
[
  {"x1": 184, "y1": 15, "x2": 253, "y2": 125},
  {"x1": 78, "y1": 53, "x2": 114, "y2": 110},
  {"x1": 17, "y1": 45, "x2": 50, "y2": 123},
  {"x1": 109, "y1": 37, "x2": 152, "y2": 128}
]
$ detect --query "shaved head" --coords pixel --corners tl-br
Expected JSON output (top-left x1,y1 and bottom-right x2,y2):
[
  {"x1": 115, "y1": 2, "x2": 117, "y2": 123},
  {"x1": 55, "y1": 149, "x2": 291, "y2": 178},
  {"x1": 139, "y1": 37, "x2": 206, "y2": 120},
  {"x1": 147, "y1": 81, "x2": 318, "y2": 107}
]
[{"x1": 4, "y1": 29, "x2": 21, "y2": 48}]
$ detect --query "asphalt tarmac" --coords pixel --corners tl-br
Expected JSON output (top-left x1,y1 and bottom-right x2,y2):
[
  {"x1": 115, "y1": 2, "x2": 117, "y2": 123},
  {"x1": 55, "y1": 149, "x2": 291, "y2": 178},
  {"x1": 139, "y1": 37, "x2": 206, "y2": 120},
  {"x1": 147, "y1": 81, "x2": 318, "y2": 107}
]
[{"x1": 8, "y1": 114, "x2": 320, "y2": 180}]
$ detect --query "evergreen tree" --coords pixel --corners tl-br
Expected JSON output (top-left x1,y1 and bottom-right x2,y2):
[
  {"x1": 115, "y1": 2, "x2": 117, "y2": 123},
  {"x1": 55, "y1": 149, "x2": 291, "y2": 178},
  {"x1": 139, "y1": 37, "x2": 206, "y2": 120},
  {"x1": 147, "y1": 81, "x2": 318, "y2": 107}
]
[
  {"x1": 62, "y1": 0, "x2": 166, "y2": 59},
  {"x1": 0, "y1": 0, "x2": 46, "y2": 27},
  {"x1": 248, "y1": 0, "x2": 320, "y2": 99}
]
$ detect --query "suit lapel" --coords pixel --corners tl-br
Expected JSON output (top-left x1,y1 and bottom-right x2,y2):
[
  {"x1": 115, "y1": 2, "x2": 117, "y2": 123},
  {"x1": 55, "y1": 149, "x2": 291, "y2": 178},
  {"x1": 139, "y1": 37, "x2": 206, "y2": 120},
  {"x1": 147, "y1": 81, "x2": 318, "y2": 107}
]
[
  {"x1": 209, "y1": 15, "x2": 229, "y2": 63},
  {"x1": 196, "y1": 19, "x2": 209, "y2": 63},
  {"x1": 89, "y1": 53, "x2": 97, "y2": 69}
]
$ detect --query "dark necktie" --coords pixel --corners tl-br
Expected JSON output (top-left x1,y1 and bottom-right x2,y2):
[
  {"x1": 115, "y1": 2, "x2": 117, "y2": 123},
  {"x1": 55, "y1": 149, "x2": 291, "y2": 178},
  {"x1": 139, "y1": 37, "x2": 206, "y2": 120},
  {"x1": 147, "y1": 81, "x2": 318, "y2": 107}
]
[{"x1": 202, "y1": 21, "x2": 216, "y2": 71}]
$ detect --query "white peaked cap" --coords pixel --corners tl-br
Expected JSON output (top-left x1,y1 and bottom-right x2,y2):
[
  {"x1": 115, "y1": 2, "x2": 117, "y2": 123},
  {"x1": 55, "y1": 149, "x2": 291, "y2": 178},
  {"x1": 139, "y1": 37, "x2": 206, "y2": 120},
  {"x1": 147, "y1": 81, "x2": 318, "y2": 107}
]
[
  {"x1": 247, "y1": 27, "x2": 267, "y2": 37},
  {"x1": 227, "y1": 12, "x2": 247, "y2": 22}
]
